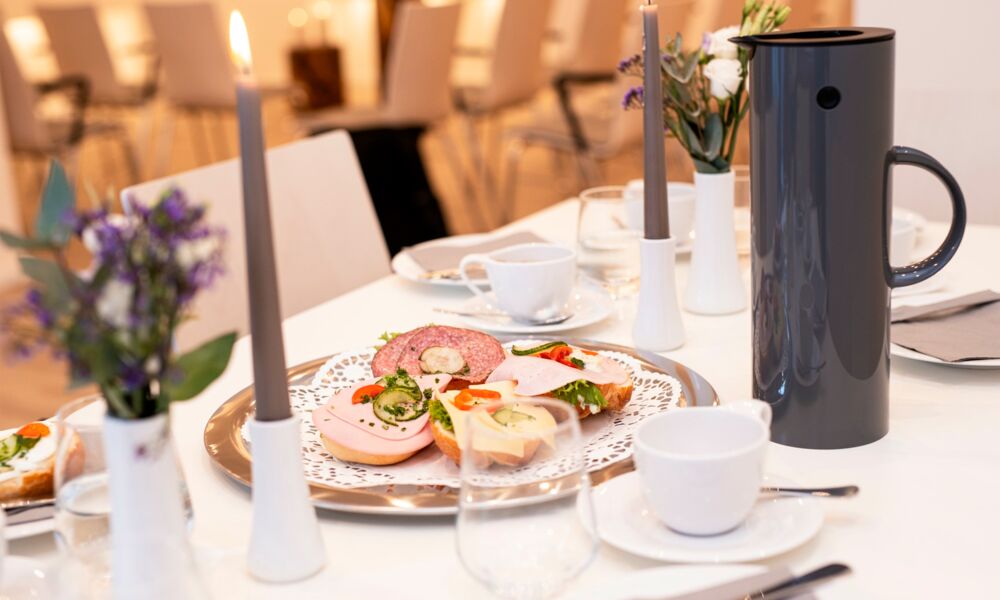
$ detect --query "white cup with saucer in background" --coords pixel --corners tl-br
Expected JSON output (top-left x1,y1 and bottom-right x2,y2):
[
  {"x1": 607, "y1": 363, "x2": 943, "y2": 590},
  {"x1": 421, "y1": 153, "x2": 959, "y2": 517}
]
[
  {"x1": 633, "y1": 399, "x2": 772, "y2": 536},
  {"x1": 459, "y1": 243, "x2": 576, "y2": 323},
  {"x1": 623, "y1": 180, "x2": 697, "y2": 244},
  {"x1": 890, "y1": 215, "x2": 917, "y2": 266}
]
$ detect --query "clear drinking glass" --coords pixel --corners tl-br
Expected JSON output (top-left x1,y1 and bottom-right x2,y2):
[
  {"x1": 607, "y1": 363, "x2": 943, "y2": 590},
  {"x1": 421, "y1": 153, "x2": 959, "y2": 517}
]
[
  {"x1": 576, "y1": 185, "x2": 641, "y2": 298},
  {"x1": 54, "y1": 396, "x2": 193, "y2": 599},
  {"x1": 54, "y1": 396, "x2": 113, "y2": 597},
  {"x1": 456, "y1": 398, "x2": 598, "y2": 600}
]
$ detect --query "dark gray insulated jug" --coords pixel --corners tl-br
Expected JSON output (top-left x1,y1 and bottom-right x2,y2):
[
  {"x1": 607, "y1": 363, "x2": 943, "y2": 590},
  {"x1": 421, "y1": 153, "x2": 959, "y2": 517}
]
[{"x1": 733, "y1": 28, "x2": 967, "y2": 449}]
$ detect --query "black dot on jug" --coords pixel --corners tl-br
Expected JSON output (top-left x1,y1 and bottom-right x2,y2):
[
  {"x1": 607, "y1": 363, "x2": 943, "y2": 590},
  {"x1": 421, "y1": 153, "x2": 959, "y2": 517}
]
[{"x1": 816, "y1": 86, "x2": 841, "y2": 110}]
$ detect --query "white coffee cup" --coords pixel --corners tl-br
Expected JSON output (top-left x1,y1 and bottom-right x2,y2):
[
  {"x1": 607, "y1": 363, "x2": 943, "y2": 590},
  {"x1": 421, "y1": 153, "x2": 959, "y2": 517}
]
[
  {"x1": 890, "y1": 216, "x2": 916, "y2": 266},
  {"x1": 624, "y1": 180, "x2": 697, "y2": 243},
  {"x1": 633, "y1": 399, "x2": 772, "y2": 535},
  {"x1": 459, "y1": 243, "x2": 576, "y2": 322}
]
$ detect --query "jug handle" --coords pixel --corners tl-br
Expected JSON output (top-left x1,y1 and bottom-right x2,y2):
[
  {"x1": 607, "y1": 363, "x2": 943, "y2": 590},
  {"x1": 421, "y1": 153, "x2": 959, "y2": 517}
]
[{"x1": 884, "y1": 146, "x2": 966, "y2": 288}]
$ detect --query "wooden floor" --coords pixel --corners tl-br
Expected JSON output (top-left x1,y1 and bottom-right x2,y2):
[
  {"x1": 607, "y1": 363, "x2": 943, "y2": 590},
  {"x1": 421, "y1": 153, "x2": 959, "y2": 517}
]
[{"x1": 0, "y1": 91, "x2": 702, "y2": 429}]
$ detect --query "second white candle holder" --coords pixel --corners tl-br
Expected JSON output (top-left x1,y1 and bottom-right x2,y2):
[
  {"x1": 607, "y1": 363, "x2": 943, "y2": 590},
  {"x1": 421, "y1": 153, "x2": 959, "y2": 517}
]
[{"x1": 633, "y1": 237, "x2": 685, "y2": 352}]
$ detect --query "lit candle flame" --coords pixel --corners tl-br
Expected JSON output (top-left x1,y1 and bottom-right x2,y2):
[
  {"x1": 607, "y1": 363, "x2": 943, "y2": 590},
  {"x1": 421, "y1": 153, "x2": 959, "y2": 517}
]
[{"x1": 228, "y1": 10, "x2": 253, "y2": 76}]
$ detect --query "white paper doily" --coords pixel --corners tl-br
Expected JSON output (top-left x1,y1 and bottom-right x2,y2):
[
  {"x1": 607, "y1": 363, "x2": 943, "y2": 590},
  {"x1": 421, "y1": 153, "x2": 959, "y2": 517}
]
[{"x1": 241, "y1": 342, "x2": 682, "y2": 489}]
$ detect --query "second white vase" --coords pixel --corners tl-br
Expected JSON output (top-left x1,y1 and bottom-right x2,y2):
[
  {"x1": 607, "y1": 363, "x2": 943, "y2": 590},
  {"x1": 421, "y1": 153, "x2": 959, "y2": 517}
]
[{"x1": 684, "y1": 170, "x2": 747, "y2": 314}]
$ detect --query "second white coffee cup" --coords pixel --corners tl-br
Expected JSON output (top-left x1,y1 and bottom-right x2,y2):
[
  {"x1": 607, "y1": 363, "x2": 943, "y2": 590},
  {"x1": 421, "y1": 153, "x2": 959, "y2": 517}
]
[
  {"x1": 633, "y1": 399, "x2": 772, "y2": 535},
  {"x1": 459, "y1": 243, "x2": 575, "y2": 323}
]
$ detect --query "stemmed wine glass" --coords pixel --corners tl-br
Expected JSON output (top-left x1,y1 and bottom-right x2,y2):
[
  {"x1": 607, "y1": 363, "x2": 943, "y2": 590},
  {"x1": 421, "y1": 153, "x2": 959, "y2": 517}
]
[{"x1": 456, "y1": 397, "x2": 598, "y2": 599}]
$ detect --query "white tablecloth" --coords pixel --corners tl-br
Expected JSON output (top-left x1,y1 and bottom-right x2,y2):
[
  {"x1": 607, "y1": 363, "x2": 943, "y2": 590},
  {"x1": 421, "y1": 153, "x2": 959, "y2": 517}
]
[{"x1": 13, "y1": 201, "x2": 1000, "y2": 598}]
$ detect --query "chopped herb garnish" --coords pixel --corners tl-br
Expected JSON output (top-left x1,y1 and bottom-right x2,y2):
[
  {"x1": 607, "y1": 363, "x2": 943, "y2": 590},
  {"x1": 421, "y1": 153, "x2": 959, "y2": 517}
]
[
  {"x1": 423, "y1": 388, "x2": 432, "y2": 400},
  {"x1": 368, "y1": 422, "x2": 374, "y2": 427},
  {"x1": 570, "y1": 357, "x2": 586, "y2": 369}
]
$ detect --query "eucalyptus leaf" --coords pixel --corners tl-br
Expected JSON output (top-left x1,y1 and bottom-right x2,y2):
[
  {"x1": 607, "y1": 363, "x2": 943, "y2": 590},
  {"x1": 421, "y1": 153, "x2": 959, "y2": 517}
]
[
  {"x1": 0, "y1": 230, "x2": 52, "y2": 250},
  {"x1": 19, "y1": 256, "x2": 72, "y2": 309},
  {"x1": 679, "y1": 119, "x2": 705, "y2": 158},
  {"x1": 704, "y1": 114, "x2": 723, "y2": 160},
  {"x1": 680, "y1": 55, "x2": 699, "y2": 83},
  {"x1": 163, "y1": 332, "x2": 237, "y2": 401},
  {"x1": 692, "y1": 157, "x2": 723, "y2": 174},
  {"x1": 34, "y1": 161, "x2": 75, "y2": 246}
]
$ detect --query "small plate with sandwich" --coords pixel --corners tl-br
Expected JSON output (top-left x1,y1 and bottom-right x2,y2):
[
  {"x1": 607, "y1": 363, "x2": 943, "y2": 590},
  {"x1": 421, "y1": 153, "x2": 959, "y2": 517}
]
[
  {"x1": 1, "y1": 422, "x2": 58, "y2": 540},
  {"x1": 206, "y1": 326, "x2": 718, "y2": 515}
]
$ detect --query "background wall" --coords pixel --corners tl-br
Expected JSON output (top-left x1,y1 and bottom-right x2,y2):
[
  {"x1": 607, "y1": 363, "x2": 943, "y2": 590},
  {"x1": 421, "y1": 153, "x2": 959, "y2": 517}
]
[{"x1": 856, "y1": 0, "x2": 1000, "y2": 225}]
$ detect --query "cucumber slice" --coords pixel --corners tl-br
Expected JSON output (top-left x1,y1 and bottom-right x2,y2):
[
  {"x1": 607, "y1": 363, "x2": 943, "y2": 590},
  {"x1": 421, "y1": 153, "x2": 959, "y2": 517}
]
[
  {"x1": 511, "y1": 341, "x2": 568, "y2": 356},
  {"x1": 492, "y1": 407, "x2": 536, "y2": 426},
  {"x1": 373, "y1": 388, "x2": 428, "y2": 425},
  {"x1": 0, "y1": 434, "x2": 20, "y2": 463}
]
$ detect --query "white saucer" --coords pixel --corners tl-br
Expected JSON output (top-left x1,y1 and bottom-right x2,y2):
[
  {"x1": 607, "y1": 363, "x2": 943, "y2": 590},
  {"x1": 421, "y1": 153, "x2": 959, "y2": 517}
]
[
  {"x1": 891, "y1": 291, "x2": 1000, "y2": 369},
  {"x1": 592, "y1": 472, "x2": 823, "y2": 563},
  {"x1": 565, "y1": 564, "x2": 821, "y2": 600},
  {"x1": 453, "y1": 286, "x2": 613, "y2": 333},
  {"x1": 1, "y1": 556, "x2": 54, "y2": 597},
  {"x1": 391, "y1": 233, "x2": 495, "y2": 288}
]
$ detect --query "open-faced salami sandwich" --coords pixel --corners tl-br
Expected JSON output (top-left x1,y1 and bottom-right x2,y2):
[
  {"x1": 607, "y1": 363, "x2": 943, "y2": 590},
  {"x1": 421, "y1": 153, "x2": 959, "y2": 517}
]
[
  {"x1": 371, "y1": 325, "x2": 505, "y2": 384},
  {"x1": 486, "y1": 341, "x2": 633, "y2": 417}
]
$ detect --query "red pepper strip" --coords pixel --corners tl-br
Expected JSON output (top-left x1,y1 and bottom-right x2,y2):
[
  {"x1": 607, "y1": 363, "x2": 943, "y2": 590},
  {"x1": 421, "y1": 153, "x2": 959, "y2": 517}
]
[
  {"x1": 351, "y1": 384, "x2": 385, "y2": 405},
  {"x1": 16, "y1": 422, "x2": 50, "y2": 438},
  {"x1": 454, "y1": 389, "x2": 502, "y2": 412}
]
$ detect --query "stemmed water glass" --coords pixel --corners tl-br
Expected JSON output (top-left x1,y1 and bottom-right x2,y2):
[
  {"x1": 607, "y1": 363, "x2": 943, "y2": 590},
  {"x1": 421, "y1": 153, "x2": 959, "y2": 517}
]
[
  {"x1": 456, "y1": 397, "x2": 598, "y2": 600},
  {"x1": 576, "y1": 185, "x2": 642, "y2": 298}
]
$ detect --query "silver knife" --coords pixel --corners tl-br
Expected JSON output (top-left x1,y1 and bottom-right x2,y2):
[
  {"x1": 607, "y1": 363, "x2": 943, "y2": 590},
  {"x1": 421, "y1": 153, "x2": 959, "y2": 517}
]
[
  {"x1": 633, "y1": 563, "x2": 850, "y2": 600},
  {"x1": 4, "y1": 501, "x2": 56, "y2": 527}
]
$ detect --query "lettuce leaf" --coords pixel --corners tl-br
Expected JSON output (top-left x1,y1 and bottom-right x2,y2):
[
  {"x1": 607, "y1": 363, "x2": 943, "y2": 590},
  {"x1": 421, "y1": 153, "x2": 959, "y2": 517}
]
[
  {"x1": 550, "y1": 380, "x2": 607, "y2": 410},
  {"x1": 429, "y1": 399, "x2": 453, "y2": 432}
]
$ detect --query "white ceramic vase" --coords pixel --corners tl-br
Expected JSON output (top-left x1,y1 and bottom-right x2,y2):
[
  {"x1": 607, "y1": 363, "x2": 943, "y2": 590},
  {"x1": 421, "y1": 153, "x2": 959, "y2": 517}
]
[
  {"x1": 103, "y1": 412, "x2": 208, "y2": 600},
  {"x1": 684, "y1": 171, "x2": 747, "y2": 314}
]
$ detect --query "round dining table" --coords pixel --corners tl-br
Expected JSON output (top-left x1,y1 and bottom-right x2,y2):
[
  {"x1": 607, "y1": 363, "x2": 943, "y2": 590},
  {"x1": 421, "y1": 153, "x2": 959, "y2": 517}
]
[{"x1": 11, "y1": 200, "x2": 1000, "y2": 598}]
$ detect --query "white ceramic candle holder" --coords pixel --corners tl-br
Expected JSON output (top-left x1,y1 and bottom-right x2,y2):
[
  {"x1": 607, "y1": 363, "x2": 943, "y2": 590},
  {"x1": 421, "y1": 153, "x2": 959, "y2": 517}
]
[
  {"x1": 633, "y1": 237, "x2": 685, "y2": 351},
  {"x1": 248, "y1": 416, "x2": 326, "y2": 582}
]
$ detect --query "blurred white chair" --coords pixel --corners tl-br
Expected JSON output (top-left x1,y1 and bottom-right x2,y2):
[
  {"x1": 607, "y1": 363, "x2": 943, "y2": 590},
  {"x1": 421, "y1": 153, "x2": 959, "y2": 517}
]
[
  {"x1": 0, "y1": 22, "x2": 137, "y2": 196},
  {"x1": 122, "y1": 130, "x2": 391, "y2": 351},
  {"x1": 143, "y1": 2, "x2": 241, "y2": 174},
  {"x1": 37, "y1": 5, "x2": 158, "y2": 108},
  {"x1": 451, "y1": 0, "x2": 555, "y2": 226},
  {"x1": 297, "y1": 2, "x2": 475, "y2": 228},
  {"x1": 501, "y1": 0, "x2": 695, "y2": 216},
  {"x1": 298, "y1": 3, "x2": 460, "y2": 131}
]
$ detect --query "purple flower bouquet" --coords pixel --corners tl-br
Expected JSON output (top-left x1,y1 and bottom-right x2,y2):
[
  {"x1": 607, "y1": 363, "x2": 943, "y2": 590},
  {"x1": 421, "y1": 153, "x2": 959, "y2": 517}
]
[{"x1": 1, "y1": 161, "x2": 235, "y2": 419}]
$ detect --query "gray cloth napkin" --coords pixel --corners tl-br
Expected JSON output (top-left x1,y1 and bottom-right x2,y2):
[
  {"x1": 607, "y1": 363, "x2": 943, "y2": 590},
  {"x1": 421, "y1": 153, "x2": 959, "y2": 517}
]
[
  {"x1": 891, "y1": 290, "x2": 1000, "y2": 362},
  {"x1": 406, "y1": 230, "x2": 547, "y2": 273}
]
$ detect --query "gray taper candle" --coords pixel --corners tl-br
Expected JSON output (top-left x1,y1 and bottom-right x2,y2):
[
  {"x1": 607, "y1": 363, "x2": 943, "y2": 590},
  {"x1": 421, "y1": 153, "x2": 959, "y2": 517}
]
[
  {"x1": 230, "y1": 12, "x2": 292, "y2": 422},
  {"x1": 641, "y1": 1, "x2": 669, "y2": 239}
]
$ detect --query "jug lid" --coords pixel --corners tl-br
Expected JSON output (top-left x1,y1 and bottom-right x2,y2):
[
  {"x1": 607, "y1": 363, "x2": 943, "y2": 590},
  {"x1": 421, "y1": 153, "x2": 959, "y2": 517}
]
[{"x1": 732, "y1": 27, "x2": 894, "y2": 48}]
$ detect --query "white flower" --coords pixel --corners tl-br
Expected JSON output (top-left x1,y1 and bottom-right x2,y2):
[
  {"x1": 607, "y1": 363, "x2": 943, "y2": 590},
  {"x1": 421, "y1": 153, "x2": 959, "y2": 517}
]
[
  {"x1": 145, "y1": 356, "x2": 161, "y2": 375},
  {"x1": 703, "y1": 58, "x2": 743, "y2": 100},
  {"x1": 707, "y1": 26, "x2": 740, "y2": 59},
  {"x1": 96, "y1": 279, "x2": 134, "y2": 329},
  {"x1": 175, "y1": 237, "x2": 219, "y2": 270},
  {"x1": 81, "y1": 214, "x2": 135, "y2": 255}
]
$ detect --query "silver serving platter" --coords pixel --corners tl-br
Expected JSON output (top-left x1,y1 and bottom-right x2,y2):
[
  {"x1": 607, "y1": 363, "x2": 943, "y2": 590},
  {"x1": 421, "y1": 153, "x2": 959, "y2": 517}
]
[{"x1": 203, "y1": 337, "x2": 718, "y2": 516}]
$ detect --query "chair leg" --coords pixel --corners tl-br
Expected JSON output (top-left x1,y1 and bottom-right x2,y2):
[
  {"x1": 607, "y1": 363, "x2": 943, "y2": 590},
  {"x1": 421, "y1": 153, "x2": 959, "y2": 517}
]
[
  {"x1": 155, "y1": 110, "x2": 176, "y2": 177},
  {"x1": 461, "y1": 113, "x2": 496, "y2": 229},
  {"x1": 575, "y1": 151, "x2": 602, "y2": 190},
  {"x1": 133, "y1": 102, "x2": 156, "y2": 178},
  {"x1": 212, "y1": 109, "x2": 229, "y2": 158},
  {"x1": 501, "y1": 136, "x2": 527, "y2": 224},
  {"x1": 118, "y1": 132, "x2": 140, "y2": 185},
  {"x1": 437, "y1": 124, "x2": 489, "y2": 232}
]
